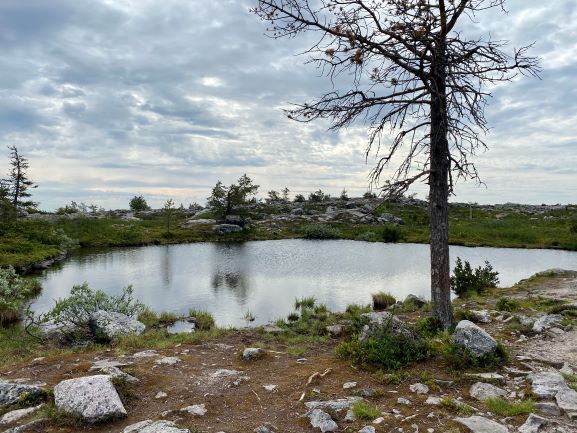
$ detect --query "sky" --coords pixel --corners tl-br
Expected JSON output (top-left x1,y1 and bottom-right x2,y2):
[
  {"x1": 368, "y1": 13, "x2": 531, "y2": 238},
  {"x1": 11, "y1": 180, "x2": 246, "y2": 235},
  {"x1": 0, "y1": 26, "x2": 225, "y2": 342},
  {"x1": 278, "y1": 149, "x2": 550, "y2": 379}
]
[{"x1": 0, "y1": 0, "x2": 575, "y2": 210}]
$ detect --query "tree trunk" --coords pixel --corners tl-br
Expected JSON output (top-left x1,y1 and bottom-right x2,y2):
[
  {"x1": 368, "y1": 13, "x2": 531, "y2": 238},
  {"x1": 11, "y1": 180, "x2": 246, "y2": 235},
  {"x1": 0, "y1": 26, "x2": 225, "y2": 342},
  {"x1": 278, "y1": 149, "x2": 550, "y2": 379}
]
[{"x1": 429, "y1": 43, "x2": 453, "y2": 330}]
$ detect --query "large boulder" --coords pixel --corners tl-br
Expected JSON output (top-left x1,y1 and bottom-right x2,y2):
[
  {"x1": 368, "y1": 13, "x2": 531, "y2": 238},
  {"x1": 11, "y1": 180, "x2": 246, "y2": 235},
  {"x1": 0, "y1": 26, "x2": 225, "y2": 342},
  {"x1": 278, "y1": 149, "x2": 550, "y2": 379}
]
[
  {"x1": 452, "y1": 320, "x2": 497, "y2": 357},
  {"x1": 89, "y1": 310, "x2": 145, "y2": 341},
  {"x1": 0, "y1": 382, "x2": 45, "y2": 408},
  {"x1": 359, "y1": 311, "x2": 421, "y2": 342},
  {"x1": 527, "y1": 372, "x2": 568, "y2": 399},
  {"x1": 54, "y1": 375, "x2": 127, "y2": 422}
]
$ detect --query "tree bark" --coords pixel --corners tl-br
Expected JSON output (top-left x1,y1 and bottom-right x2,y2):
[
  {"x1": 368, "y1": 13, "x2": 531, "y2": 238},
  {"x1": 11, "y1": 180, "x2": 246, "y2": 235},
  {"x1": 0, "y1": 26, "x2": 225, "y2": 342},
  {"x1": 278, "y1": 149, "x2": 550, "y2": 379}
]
[{"x1": 429, "y1": 42, "x2": 454, "y2": 330}]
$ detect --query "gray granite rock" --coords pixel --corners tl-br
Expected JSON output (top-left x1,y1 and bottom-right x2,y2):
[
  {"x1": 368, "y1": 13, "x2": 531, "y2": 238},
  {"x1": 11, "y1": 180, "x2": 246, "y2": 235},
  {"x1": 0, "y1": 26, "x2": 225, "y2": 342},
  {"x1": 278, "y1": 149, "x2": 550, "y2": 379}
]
[
  {"x1": 527, "y1": 372, "x2": 568, "y2": 399},
  {"x1": 99, "y1": 366, "x2": 139, "y2": 383},
  {"x1": 123, "y1": 420, "x2": 190, "y2": 433},
  {"x1": 89, "y1": 310, "x2": 145, "y2": 340},
  {"x1": 180, "y1": 404, "x2": 207, "y2": 416},
  {"x1": 517, "y1": 414, "x2": 549, "y2": 433},
  {"x1": 469, "y1": 382, "x2": 507, "y2": 401},
  {"x1": 0, "y1": 382, "x2": 44, "y2": 408},
  {"x1": 452, "y1": 320, "x2": 498, "y2": 357},
  {"x1": 309, "y1": 409, "x2": 338, "y2": 432},
  {"x1": 305, "y1": 397, "x2": 363, "y2": 412},
  {"x1": 359, "y1": 311, "x2": 422, "y2": 342},
  {"x1": 555, "y1": 387, "x2": 577, "y2": 412},
  {"x1": 214, "y1": 224, "x2": 243, "y2": 234},
  {"x1": 359, "y1": 427, "x2": 376, "y2": 433},
  {"x1": 454, "y1": 415, "x2": 509, "y2": 433},
  {"x1": 325, "y1": 324, "x2": 343, "y2": 336},
  {"x1": 533, "y1": 315, "x2": 563, "y2": 333},
  {"x1": 243, "y1": 347, "x2": 265, "y2": 361},
  {"x1": 409, "y1": 383, "x2": 429, "y2": 394},
  {"x1": 0, "y1": 405, "x2": 43, "y2": 426},
  {"x1": 54, "y1": 375, "x2": 126, "y2": 422},
  {"x1": 534, "y1": 402, "x2": 561, "y2": 416}
]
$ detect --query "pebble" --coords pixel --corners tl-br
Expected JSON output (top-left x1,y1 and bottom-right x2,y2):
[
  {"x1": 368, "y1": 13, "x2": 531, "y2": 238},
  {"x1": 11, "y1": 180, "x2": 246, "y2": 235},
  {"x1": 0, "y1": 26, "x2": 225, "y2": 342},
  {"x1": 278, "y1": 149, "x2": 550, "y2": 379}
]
[
  {"x1": 397, "y1": 397, "x2": 411, "y2": 405},
  {"x1": 155, "y1": 391, "x2": 168, "y2": 399}
]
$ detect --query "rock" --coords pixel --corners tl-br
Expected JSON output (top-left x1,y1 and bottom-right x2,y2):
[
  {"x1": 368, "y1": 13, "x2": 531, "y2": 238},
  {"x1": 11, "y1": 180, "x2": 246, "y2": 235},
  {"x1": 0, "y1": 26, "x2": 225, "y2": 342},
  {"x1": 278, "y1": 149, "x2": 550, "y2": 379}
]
[
  {"x1": 224, "y1": 215, "x2": 247, "y2": 227},
  {"x1": 89, "y1": 310, "x2": 145, "y2": 340},
  {"x1": 469, "y1": 382, "x2": 507, "y2": 401},
  {"x1": 517, "y1": 414, "x2": 549, "y2": 433},
  {"x1": 309, "y1": 409, "x2": 338, "y2": 432},
  {"x1": 533, "y1": 315, "x2": 563, "y2": 333},
  {"x1": 1, "y1": 418, "x2": 47, "y2": 433},
  {"x1": 291, "y1": 208, "x2": 304, "y2": 216},
  {"x1": 465, "y1": 372, "x2": 506, "y2": 384},
  {"x1": 359, "y1": 311, "x2": 422, "y2": 342},
  {"x1": 254, "y1": 425, "x2": 275, "y2": 433},
  {"x1": 181, "y1": 404, "x2": 207, "y2": 416},
  {"x1": 99, "y1": 366, "x2": 139, "y2": 384},
  {"x1": 132, "y1": 350, "x2": 158, "y2": 358},
  {"x1": 344, "y1": 409, "x2": 356, "y2": 422},
  {"x1": 555, "y1": 387, "x2": 577, "y2": 412},
  {"x1": 326, "y1": 324, "x2": 343, "y2": 336},
  {"x1": 409, "y1": 383, "x2": 429, "y2": 394},
  {"x1": 397, "y1": 397, "x2": 411, "y2": 405},
  {"x1": 155, "y1": 357, "x2": 181, "y2": 366},
  {"x1": 54, "y1": 375, "x2": 126, "y2": 422},
  {"x1": 155, "y1": 391, "x2": 168, "y2": 399},
  {"x1": 343, "y1": 382, "x2": 357, "y2": 389},
  {"x1": 214, "y1": 224, "x2": 242, "y2": 234},
  {"x1": 0, "y1": 382, "x2": 45, "y2": 408},
  {"x1": 91, "y1": 359, "x2": 132, "y2": 370},
  {"x1": 305, "y1": 397, "x2": 363, "y2": 412},
  {"x1": 180, "y1": 218, "x2": 216, "y2": 228},
  {"x1": 470, "y1": 310, "x2": 492, "y2": 323},
  {"x1": 560, "y1": 363, "x2": 575, "y2": 376},
  {"x1": 534, "y1": 402, "x2": 561, "y2": 416},
  {"x1": 378, "y1": 213, "x2": 404, "y2": 225},
  {"x1": 263, "y1": 325, "x2": 285, "y2": 334},
  {"x1": 425, "y1": 396, "x2": 442, "y2": 405},
  {"x1": 452, "y1": 320, "x2": 498, "y2": 357},
  {"x1": 527, "y1": 372, "x2": 568, "y2": 399},
  {"x1": 242, "y1": 347, "x2": 265, "y2": 361},
  {"x1": 123, "y1": 420, "x2": 190, "y2": 433},
  {"x1": 0, "y1": 404, "x2": 43, "y2": 425},
  {"x1": 404, "y1": 295, "x2": 427, "y2": 308},
  {"x1": 454, "y1": 415, "x2": 509, "y2": 433},
  {"x1": 359, "y1": 427, "x2": 376, "y2": 433}
]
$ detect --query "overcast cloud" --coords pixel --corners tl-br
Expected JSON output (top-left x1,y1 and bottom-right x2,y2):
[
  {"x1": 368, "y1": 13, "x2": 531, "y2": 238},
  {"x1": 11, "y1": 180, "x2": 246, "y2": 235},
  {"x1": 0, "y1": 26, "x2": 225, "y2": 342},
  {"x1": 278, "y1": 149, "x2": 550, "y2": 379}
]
[{"x1": 0, "y1": 0, "x2": 575, "y2": 209}]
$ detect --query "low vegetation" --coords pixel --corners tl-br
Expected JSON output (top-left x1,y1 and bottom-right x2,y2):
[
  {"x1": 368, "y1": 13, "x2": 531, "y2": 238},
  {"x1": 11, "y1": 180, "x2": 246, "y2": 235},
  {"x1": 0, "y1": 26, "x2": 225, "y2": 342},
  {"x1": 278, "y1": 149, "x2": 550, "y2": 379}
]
[
  {"x1": 301, "y1": 223, "x2": 342, "y2": 240},
  {"x1": 450, "y1": 258, "x2": 500, "y2": 297},
  {"x1": 484, "y1": 398, "x2": 534, "y2": 417},
  {"x1": 442, "y1": 340, "x2": 508, "y2": 371},
  {"x1": 0, "y1": 266, "x2": 40, "y2": 325},
  {"x1": 371, "y1": 292, "x2": 397, "y2": 310},
  {"x1": 351, "y1": 400, "x2": 382, "y2": 420}
]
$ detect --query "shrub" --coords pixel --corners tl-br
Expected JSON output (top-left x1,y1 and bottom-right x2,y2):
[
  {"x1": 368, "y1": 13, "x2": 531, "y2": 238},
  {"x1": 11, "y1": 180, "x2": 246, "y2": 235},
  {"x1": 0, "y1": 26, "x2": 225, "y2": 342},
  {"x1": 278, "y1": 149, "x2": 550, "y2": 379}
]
[
  {"x1": 129, "y1": 195, "x2": 150, "y2": 212},
  {"x1": 308, "y1": 189, "x2": 328, "y2": 202},
  {"x1": 285, "y1": 302, "x2": 334, "y2": 336},
  {"x1": 382, "y1": 226, "x2": 401, "y2": 243},
  {"x1": 442, "y1": 340, "x2": 508, "y2": 370},
  {"x1": 372, "y1": 292, "x2": 396, "y2": 310},
  {"x1": 301, "y1": 224, "x2": 342, "y2": 239},
  {"x1": 188, "y1": 309, "x2": 215, "y2": 330},
  {"x1": 351, "y1": 401, "x2": 381, "y2": 420},
  {"x1": 336, "y1": 326, "x2": 433, "y2": 370},
  {"x1": 46, "y1": 283, "x2": 145, "y2": 330},
  {"x1": 0, "y1": 267, "x2": 40, "y2": 325},
  {"x1": 450, "y1": 258, "x2": 499, "y2": 297},
  {"x1": 496, "y1": 297, "x2": 520, "y2": 312},
  {"x1": 294, "y1": 194, "x2": 306, "y2": 203},
  {"x1": 414, "y1": 316, "x2": 443, "y2": 338},
  {"x1": 295, "y1": 297, "x2": 316, "y2": 310}
]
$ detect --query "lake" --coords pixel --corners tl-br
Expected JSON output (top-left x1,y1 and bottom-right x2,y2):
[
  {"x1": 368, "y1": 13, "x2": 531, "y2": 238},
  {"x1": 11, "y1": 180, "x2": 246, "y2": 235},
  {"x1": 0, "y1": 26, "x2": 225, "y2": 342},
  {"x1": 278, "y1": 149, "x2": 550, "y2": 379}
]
[{"x1": 32, "y1": 240, "x2": 577, "y2": 327}]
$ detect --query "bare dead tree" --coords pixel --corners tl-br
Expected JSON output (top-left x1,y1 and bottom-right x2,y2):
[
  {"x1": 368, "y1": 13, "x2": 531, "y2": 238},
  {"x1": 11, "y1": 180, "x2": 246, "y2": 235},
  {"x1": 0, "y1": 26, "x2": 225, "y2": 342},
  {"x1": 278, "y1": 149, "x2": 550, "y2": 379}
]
[{"x1": 253, "y1": 0, "x2": 540, "y2": 328}]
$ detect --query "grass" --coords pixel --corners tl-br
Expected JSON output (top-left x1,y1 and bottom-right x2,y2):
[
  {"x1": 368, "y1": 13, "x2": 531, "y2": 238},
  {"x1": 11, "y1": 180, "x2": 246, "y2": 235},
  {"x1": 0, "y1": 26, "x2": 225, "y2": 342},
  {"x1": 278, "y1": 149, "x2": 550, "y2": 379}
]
[
  {"x1": 484, "y1": 398, "x2": 534, "y2": 416},
  {"x1": 187, "y1": 309, "x2": 215, "y2": 331},
  {"x1": 440, "y1": 397, "x2": 475, "y2": 415},
  {"x1": 496, "y1": 297, "x2": 520, "y2": 312},
  {"x1": 295, "y1": 296, "x2": 316, "y2": 310},
  {"x1": 371, "y1": 291, "x2": 396, "y2": 310},
  {"x1": 351, "y1": 401, "x2": 382, "y2": 420}
]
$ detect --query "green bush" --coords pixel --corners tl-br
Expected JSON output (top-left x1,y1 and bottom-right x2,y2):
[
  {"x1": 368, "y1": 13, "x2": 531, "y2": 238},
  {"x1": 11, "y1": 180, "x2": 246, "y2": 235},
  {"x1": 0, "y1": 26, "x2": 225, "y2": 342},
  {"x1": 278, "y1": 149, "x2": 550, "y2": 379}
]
[
  {"x1": 450, "y1": 258, "x2": 499, "y2": 297},
  {"x1": 414, "y1": 316, "x2": 443, "y2": 338},
  {"x1": 371, "y1": 292, "x2": 396, "y2": 310},
  {"x1": 188, "y1": 309, "x2": 215, "y2": 330},
  {"x1": 301, "y1": 224, "x2": 342, "y2": 239},
  {"x1": 46, "y1": 283, "x2": 145, "y2": 330},
  {"x1": 0, "y1": 266, "x2": 40, "y2": 325},
  {"x1": 382, "y1": 226, "x2": 401, "y2": 243},
  {"x1": 442, "y1": 340, "x2": 508, "y2": 370},
  {"x1": 496, "y1": 297, "x2": 520, "y2": 312},
  {"x1": 284, "y1": 302, "x2": 334, "y2": 336},
  {"x1": 336, "y1": 326, "x2": 433, "y2": 370}
]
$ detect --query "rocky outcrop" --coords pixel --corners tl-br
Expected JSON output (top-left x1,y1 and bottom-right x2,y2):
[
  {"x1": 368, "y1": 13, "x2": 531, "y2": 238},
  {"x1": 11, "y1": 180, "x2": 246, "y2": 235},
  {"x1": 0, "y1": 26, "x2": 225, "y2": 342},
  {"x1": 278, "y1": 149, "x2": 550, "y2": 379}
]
[
  {"x1": 454, "y1": 415, "x2": 509, "y2": 433},
  {"x1": 0, "y1": 382, "x2": 45, "y2": 408},
  {"x1": 359, "y1": 311, "x2": 421, "y2": 341},
  {"x1": 533, "y1": 314, "x2": 563, "y2": 333},
  {"x1": 89, "y1": 310, "x2": 145, "y2": 340},
  {"x1": 214, "y1": 224, "x2": 243, "y2": 234},
  {"x1": 452, "y1": 320, "x2": 497, "y2": 357},
  {"x1": 304, "y1": 397, "x2": 362, "y2": 412},
  {"x1": 54, "y1": 375, "x2": 127, "y2": 422}
]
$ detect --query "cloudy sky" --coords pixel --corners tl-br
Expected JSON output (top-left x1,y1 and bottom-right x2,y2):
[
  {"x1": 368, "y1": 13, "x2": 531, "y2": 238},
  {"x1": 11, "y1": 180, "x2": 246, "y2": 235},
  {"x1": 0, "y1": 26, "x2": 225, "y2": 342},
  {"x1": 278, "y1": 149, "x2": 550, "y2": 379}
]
[{"x1": 0, "y1": 0, "x2": 575, "y2": 210}]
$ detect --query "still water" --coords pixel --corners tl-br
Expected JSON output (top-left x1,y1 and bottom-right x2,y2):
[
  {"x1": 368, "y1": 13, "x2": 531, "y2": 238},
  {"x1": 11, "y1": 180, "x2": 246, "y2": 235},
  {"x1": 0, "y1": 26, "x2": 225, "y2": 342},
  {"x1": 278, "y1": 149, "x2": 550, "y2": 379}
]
[{"x1": 32, "y1": 240, "x2": 577, "y2": 327}]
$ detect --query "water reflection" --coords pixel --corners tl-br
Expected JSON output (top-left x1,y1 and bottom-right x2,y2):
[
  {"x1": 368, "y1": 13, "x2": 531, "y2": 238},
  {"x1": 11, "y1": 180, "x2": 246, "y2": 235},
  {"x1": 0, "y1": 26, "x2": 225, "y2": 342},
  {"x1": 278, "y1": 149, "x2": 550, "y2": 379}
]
[
  {"x1": 32, "y1": 240, "x2": 577, "y2": 328},
  {"x1": 211, "y1": 243, "x2": 250, "y2": 302}
]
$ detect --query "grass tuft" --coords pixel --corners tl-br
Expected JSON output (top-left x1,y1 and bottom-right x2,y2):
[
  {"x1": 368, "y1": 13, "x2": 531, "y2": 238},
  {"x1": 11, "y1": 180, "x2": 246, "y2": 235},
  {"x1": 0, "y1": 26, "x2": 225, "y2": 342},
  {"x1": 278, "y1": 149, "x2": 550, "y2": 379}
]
[
  {"x1": 484, "y1": 398, "x2": 534, "y2": 416},
  {"x1": 371, "y1": 292, "x2": 396, "y2": 310},
  {"x1": 351, "y1": 401, "x2": 381, "y2": 420}
]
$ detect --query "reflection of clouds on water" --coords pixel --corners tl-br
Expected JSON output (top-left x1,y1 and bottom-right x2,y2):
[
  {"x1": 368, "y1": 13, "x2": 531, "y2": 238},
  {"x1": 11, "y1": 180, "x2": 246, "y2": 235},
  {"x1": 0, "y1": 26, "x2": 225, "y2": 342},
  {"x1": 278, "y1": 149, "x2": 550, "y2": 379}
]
[
  {"x1": 210, "y1": 243, "x2": 250, "y2": 304},
  {"x1": 33, "y1": 240, "x2": 577, "y2": 327}
]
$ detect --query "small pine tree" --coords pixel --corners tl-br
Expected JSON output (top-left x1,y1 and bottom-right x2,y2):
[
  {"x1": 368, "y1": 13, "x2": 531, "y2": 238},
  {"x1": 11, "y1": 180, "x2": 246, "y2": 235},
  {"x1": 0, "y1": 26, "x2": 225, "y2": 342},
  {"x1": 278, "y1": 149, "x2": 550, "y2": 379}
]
[
  {"x1": 163, "y1": 199, "x2": 175, "y2": 234},
  {"x1": 5, "y1": 146, "x2": 37, "y2": 210},
  {"x1": 129, "y1": 195, "x2": 150, "y2": 212},
  {"x1": 281, "y1": 187, "x2": 290, "y2": 202}
]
